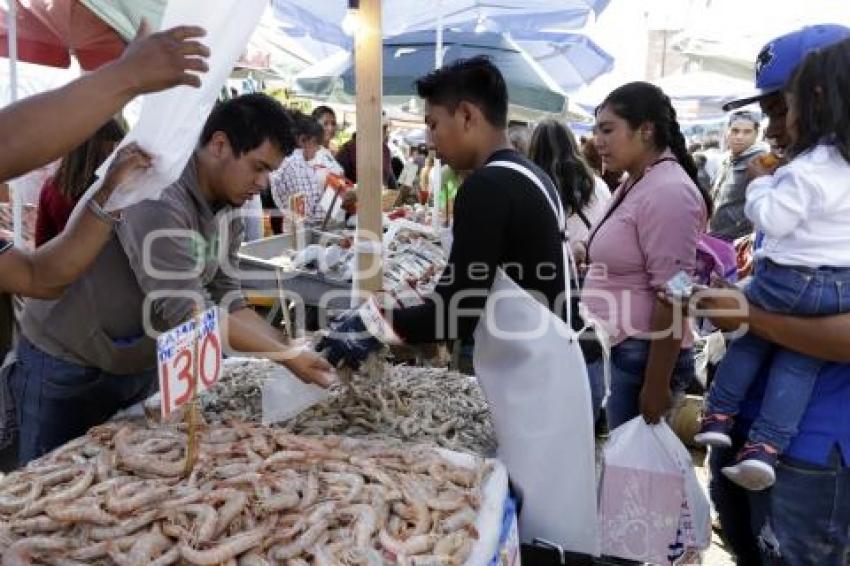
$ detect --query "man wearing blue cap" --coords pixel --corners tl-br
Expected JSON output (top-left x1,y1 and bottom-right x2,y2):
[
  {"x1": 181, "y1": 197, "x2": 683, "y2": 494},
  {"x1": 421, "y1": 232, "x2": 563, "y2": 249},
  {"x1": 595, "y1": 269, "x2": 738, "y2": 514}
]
[{"x1": 702, "y1": 23, "x2": 850, "y2": 565}]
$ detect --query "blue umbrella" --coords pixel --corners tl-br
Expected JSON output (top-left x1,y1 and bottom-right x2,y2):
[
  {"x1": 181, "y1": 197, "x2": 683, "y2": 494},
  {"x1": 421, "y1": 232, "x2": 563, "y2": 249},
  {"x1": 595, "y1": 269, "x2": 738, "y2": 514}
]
[
  {"x1": 506, "y1": 31, "x2": 613, "y2": 93},
  {"x1": 271, "y1": 0, "x2": 610, "y2": 51},
  {"x1": 294, "y1": 30, "x2": 568, "y2": 117}
]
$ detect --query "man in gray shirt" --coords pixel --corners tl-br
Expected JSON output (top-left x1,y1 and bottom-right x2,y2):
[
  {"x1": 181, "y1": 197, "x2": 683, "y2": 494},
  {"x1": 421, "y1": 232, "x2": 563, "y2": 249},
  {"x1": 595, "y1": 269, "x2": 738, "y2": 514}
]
[
  {"x1": 12, "y1": 95, "x2": 335, "y2": 464},
  {"x1": 708, "y1": 110, "x2": 766, "y2": 241}
]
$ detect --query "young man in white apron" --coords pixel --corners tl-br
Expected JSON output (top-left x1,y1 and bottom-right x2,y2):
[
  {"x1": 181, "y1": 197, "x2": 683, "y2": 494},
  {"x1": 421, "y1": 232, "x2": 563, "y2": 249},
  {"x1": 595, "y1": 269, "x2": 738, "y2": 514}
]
[{"x1": 317, "y1": 56, "x2": 598, "y2": 556}]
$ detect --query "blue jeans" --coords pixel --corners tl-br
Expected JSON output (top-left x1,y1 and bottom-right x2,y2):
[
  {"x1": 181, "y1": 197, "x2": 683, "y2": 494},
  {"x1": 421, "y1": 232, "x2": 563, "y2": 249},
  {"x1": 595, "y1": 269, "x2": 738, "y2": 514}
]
[
  {"x1": 606, "y1": 338, "x2": 695, "y2": 430},
  {"x1": 585, "y1": 357, "x2": 605, "y2": 423},
  {"x1": 710, "y1": 439, "x2": 850, "y2": 565},
  {"x1": 707, "y1": 258, "x2": 850, "y2": 451},
  {"x1": 9, "y1": 337, "x2": 157, "y2": 465}
]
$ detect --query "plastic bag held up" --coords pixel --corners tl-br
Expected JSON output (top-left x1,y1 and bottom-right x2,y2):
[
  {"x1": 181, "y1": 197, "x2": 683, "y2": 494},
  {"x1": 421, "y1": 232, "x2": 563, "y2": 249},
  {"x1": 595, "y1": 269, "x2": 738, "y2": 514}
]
[
  {"x1": 86, "y1": 0, "x2": 266, "y2": 212},
  {"x1": 598, "y1": 417, "x2": 711, "y2": 565}
]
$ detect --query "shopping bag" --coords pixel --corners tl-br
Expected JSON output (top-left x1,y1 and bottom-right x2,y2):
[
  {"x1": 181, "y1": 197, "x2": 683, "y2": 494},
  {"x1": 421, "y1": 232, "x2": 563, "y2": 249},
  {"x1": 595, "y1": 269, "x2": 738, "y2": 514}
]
[
  {"x1": 695, "y1": 234, "x2": 737, "y2": 286},
  {"x1": 89, "y1": 0, "x2": 266, "y2": 212},
  {"x1": 598, "y1": 417, "x2": 710, "y2": 564}
]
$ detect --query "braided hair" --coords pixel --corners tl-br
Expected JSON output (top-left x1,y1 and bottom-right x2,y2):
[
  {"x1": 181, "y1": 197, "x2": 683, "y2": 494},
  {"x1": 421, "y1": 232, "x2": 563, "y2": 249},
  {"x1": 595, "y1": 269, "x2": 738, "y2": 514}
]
[{"x1": 597, "y1": 82, "x2": 713, "y2": 217}]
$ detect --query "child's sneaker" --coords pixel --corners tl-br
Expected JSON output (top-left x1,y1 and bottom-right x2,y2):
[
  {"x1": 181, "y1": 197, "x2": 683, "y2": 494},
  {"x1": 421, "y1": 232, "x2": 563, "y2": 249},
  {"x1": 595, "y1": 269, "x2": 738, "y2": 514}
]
[
  {"x1": 721, "y1": 442, "x2": 779, "y2": 491},
  {"x1": 693, "y1": 413, "x2": 734, "y2": 447}
]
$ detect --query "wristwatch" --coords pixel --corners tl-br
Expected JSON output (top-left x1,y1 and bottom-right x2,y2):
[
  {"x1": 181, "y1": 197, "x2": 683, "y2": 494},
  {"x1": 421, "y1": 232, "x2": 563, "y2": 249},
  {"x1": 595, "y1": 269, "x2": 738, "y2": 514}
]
[{"x1": 86, "y1": 198, "x2": 122, "y2": 225}]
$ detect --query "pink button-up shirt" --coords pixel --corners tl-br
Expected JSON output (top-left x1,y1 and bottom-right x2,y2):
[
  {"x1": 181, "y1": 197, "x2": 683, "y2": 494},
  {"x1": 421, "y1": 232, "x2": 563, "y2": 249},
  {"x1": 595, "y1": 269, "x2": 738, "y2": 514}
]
[{"x1": 582, "y1": 150, "x2": 707, "y2": 347}]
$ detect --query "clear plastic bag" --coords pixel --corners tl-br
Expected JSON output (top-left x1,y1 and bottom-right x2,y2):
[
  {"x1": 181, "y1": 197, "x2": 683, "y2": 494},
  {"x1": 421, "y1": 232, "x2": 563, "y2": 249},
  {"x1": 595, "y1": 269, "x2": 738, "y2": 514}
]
[{"x1": 261, "y1": 361, "x2": 328, "y2": 425}]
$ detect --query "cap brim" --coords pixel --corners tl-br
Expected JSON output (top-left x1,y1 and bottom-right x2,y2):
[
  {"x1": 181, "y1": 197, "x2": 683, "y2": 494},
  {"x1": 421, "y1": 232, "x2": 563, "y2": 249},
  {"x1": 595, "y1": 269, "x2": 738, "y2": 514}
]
[{"x1": 722, "y1": 87, "x2": 779, "y2": 111}]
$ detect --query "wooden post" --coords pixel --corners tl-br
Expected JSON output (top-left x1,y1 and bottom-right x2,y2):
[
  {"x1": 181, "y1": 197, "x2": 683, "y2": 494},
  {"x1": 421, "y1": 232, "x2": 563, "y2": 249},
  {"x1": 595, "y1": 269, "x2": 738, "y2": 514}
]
[{"x1": 353, "y1": 0, "x2": 383, "y2": 295}]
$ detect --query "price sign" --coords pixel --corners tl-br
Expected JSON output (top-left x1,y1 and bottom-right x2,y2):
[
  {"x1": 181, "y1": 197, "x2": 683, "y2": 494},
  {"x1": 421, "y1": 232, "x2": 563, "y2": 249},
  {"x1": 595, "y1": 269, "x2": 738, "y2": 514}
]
[
  {"x1": 289, "y1": 192, "x2": 307, "y2": 220},
  {"x1": 156, "y1": 307, "x2": 222, "y2": 417}
]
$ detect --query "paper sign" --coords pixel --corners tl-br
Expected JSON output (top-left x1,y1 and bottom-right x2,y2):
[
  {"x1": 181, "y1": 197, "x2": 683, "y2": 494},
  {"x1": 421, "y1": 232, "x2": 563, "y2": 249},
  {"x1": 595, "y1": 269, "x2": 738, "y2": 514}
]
[
  {"x1": 398, "y1": 161, "x2": 419, "y2": 187},
  {"x1": 156, "y1": 307, "x2": 222, "y2": 417},
  {"x1": 289, "y1": 193, "x2": 307, "y2": 220}
]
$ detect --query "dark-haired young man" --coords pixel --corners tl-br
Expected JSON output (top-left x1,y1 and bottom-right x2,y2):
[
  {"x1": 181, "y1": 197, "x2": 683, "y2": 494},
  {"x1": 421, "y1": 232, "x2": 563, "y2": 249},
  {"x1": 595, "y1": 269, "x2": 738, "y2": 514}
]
[
  {"x1": 317, "y1": 57, "x2": 598, "y2": 552},
  {"x1": 12, "y1": 94, "x2": 335, "y2": 464},
  {"x1": 708, "y1": 110, "x2": 765, "y2": 242}
]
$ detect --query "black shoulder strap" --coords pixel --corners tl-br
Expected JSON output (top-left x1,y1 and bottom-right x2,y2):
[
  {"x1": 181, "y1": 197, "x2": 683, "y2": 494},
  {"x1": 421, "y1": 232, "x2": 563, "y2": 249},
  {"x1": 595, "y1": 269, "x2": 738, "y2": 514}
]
[
  {"x1": 575, "y1": 208, "x2": 592, "y2": 230},
  {"x1": 585, "y1": 156, "x2": 678, "y2": 257}
]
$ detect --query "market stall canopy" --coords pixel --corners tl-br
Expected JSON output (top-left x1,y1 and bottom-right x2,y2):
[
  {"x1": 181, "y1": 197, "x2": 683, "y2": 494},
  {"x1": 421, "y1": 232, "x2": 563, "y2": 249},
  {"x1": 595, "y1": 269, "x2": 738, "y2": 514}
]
[
  {"x1": 653, "y1": 70, "x2": 755, "y2": 121},
  {"x1": 80, "y1": 0, "x2": 164, "y2": 41},
  {"x1": 0, "y1": 0, "x2": 124, "y2": 70},
  {"x1": 507, "y1": 31, "x2": 613, "y2": 93},
  {"x1": 0, "y1": 59, "x2": 76, "y2": 107},
  {"x1": 295, "y1": 30, "x2": 569, "y2": 118},
  {"x1": 82, "y1": 1, "x2": 326, "y2": 79},
  {"x1": 272, "y1": 0, "x2": 610, "y2": 50},
  {"x1": 653, "y1": 70, "x2": 754, "y2": 103}
]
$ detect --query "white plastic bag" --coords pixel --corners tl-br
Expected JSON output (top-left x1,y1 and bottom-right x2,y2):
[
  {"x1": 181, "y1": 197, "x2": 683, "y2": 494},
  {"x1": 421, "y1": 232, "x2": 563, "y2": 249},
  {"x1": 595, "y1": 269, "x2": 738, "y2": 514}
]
[
  {"x1": 91, "y1": 0, "x2": 266, "y2": 212},
  {"x1": 598, "y1": 417, "x2": 711, "y2": 564},
  {"x1": 261, "y1": 361, "x2": 328, "y2": 425}
]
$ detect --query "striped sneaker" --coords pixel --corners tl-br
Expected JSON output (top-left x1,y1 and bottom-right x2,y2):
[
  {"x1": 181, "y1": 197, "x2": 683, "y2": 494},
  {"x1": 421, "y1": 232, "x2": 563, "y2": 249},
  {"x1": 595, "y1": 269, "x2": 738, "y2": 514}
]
[
  {"x1": 721, "y1": 442, "x2": 779, "y2": 491},
  {"x1": 693, "y1": 413, "x2": 734, "y2": 448}
]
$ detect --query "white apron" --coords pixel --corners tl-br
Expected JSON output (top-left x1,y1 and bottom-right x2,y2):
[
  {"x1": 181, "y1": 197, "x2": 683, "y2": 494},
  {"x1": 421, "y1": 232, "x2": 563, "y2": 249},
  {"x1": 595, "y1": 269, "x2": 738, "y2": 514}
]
[{"x1": 473, "y1": 161, "x2": 599, "y2": 556}]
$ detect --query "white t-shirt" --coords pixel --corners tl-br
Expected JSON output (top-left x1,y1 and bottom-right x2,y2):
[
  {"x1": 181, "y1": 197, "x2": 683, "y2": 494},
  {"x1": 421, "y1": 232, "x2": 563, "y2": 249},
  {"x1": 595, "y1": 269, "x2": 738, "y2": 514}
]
[
  {"x1": 747, "y1": 144, "x2": 850, "y2": 267},
  {"x1": 567, "y1": 176, "x2": 611, "y2": 243}
]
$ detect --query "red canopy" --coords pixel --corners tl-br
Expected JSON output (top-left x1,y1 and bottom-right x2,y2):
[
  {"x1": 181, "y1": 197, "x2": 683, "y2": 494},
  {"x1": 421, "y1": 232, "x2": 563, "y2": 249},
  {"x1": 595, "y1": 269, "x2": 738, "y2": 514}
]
[{"x1": 0, "y1": 0, "x2": 125, "y2": 70}]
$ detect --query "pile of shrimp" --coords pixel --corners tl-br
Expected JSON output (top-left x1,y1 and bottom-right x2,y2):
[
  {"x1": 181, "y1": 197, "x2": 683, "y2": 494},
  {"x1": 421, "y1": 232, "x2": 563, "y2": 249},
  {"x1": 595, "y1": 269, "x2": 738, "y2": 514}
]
[
  {"x1": 0, "y1": 420, "x2": 492, "y2": 565},
  {"x1": 202, "y1": 360, "x2": 497, "y2": 457}
]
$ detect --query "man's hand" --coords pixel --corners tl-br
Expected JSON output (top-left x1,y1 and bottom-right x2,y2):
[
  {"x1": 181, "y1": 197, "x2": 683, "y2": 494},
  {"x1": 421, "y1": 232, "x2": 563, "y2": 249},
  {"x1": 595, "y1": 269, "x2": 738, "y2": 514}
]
[
  {"x1": 117, "y1": 20, "x2": 210, "y2": 95},
  {"x1": 95, "y1": 143, "x2": 153, "y2": 205},
  {"x1": 657, "y1": 281, "x2": 749, "y2": 333},
  {"x1": 281, "y1": 349, "x2": 336, "y2": 388},
  {"x1": 639, "y1": 382, "x2": 671, "y2": 424},
  {"x1": 315, "y1": 296, "x2": 400, "y2": 370},
  {"x1": 572, "y1": 241, "x2": 588, "y2": 274},
  {"x1": 694, "y1": 282, "x2": 750, "y2": 332}
]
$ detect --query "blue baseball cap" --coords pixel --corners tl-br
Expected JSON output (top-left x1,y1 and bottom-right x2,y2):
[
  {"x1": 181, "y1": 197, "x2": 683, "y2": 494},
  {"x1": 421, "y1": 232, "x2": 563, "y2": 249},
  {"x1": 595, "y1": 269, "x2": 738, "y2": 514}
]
[{"x1": 723, "y1": 24, "x2": 850, "y2": 111}]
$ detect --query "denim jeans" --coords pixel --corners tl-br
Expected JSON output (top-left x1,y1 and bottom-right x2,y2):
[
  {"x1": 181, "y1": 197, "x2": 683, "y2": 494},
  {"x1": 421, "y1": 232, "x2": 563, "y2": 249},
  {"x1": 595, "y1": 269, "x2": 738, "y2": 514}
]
[
  {"x1": 585, "y1": 357, "x2": 606, "y2": 423},
  {"x1": 9, "y1": 337, "x2": 157, "y2": 465},
  {"x1": 605, "y1": 338, "x2": 695, "y2": 431},
  {"x1": 710, "y1": 440, "x2": 850, "y2": 565},
  {"x1": 707, "y1": 258, "x2": 850, "y2": 451}
]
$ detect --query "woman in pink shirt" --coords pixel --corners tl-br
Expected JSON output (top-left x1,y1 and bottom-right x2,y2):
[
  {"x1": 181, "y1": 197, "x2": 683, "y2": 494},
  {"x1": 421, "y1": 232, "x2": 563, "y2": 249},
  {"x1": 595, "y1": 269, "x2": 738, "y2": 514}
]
[{"x1": 577, "y1": 82, "x2": 712, "y2": 430}]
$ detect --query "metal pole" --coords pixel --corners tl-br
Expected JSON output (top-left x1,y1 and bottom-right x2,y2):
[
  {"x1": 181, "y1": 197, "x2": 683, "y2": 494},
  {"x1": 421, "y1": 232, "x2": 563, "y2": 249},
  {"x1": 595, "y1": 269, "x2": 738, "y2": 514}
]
[
  {"x1": 432, "y1": 0, "x2": 444, "y2": 229},
  {"x1": 8, "y1": 0, "x2": 17, "y2": 103},
  {"x1": 435, "y1": 0, "x2": 443, "y2": 69},
  {"x1": 8, "y1": 0, "x2": 23, "y2": 248}
]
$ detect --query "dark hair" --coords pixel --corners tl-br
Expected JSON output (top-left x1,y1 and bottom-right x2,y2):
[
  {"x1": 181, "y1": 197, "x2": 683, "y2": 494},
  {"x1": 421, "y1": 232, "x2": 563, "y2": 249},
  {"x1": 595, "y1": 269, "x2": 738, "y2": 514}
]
[
  {"x1": 529, "y1": 119, "x2": 595, "y2": 217},
  {"x1": 200, "y1": 94, "x2": 296, "y2": 157},
  {"x1": 787, "y1": 38, "x2": 850, "y2": 162},
  {"x1": 597, "y1": 81, "x2": 713, "y2": 216},
  {"x1": 415, "y1": 56, "x2": 508, "y2": 129},
  {"x1": 292, "y1": 112, "x2": 325, "y2": 143},
  {"x1": 311, "y1": 105, "x2": 336, "y2": 121},
  {"x1": 728, "y1": 109, "x2": 761, "y2": 130},
  {"x1": 55, "y1": 118, "x2": 124, "y2": 201}
]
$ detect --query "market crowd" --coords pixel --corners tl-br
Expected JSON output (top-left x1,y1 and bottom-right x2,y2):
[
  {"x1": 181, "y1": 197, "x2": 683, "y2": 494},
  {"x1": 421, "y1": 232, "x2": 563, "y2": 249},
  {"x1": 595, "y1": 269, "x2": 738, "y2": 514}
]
[{"x1": 0, "y1": 15, "x2": 848, "y2": 565}]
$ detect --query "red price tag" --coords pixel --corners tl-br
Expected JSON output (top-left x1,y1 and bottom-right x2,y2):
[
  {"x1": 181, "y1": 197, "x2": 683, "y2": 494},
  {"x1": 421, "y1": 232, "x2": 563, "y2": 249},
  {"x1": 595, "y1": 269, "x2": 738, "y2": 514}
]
[{"x1": 156, "y1": 308, "x2": 222, "y2": 417}]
